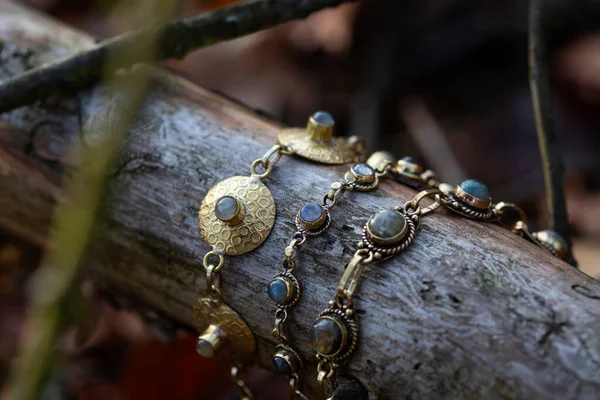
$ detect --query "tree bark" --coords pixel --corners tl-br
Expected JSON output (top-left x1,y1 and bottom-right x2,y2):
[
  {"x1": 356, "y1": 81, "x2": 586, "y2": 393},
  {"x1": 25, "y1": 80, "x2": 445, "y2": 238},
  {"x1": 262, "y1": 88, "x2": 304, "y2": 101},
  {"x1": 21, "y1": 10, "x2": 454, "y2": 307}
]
[{"x1": 1, "y1": 2, "x2": 600, "y2": 399}]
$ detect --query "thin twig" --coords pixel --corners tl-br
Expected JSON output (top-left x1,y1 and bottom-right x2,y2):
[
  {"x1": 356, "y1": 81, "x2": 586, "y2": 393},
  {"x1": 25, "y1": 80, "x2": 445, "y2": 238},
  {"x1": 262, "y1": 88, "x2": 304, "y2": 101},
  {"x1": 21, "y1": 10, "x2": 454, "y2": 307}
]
[
  {"x1": 0, "y1": 0, "x2": 355, "y2": 115},
  {"x1": 5, "y1": 1, "x2": 177, "y2": 398},
  {"x1": 528, "y1": 0, "x2": 576, "y2": 266}
]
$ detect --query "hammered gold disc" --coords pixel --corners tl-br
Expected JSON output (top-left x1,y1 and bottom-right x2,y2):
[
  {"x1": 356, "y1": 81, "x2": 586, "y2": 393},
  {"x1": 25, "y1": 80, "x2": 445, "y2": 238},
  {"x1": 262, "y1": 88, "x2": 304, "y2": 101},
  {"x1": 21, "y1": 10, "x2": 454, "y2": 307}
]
[
  {"x1": 193, "y1": 298, "x2": 256, "y2": 363},
  {"x1": 199, "y1": 176, "x2": 275, "y2": 256},
  {"x1": 278, "y1": 128, "x2": 361, "y2": 164}
]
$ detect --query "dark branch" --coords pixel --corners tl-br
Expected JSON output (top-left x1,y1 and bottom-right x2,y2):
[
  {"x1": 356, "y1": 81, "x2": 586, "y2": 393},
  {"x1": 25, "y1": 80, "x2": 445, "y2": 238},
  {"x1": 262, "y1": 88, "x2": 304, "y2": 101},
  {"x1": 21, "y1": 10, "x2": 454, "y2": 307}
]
[
  {"x1": 528, "y1": 0, "x2": 576, "y2": 266},
  {"x1": 0, "y1": 0, "x2": 356, "y2": 115}
]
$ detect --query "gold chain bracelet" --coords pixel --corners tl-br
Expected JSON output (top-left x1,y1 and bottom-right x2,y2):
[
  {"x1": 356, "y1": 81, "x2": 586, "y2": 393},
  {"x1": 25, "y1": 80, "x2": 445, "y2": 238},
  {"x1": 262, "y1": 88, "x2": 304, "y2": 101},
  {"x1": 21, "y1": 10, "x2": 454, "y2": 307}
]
[
  {"x1": 309, "y1": 153, "x2": 568, "y2": 399},
  {"x1": 311, "y1": 187, "x2": 444, "y2": 399},
  {"x1": 194, "y1": 111, "x2": 363, "y2": 399},
  {"x1": 268, "y1": 154, "x2": 394, "y2": 399}
]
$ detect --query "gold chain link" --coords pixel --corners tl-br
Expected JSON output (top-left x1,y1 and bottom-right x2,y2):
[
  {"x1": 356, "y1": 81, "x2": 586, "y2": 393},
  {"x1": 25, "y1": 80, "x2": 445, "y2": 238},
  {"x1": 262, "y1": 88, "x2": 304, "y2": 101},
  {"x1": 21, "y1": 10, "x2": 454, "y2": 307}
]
[
  {"x1": 202, "y1": 251, "x2": 224, "y2": 305},
  {"x1": 316, "y1": 360, "x2": 336, "y2": 400},
  {"x1": 231, "y1": 365, "x2": 254, "y2": 400},
  {"x1": 249, "y1": 144, "x2": 291, "y2": 179}
]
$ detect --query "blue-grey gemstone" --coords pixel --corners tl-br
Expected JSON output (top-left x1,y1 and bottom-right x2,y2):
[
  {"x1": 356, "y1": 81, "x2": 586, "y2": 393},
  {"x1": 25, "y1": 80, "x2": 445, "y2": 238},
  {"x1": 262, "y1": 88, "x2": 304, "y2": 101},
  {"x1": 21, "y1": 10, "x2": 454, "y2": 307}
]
[
  {"x1": 368, "y1": 209, "x2": 407, "y2": 241},
  {"x1": 196, "y1": 338, "x2": 215, "y2": 358},
  {"x1": 300, "y1": 203, "x2": 324, "y2": 223},
  {"x1": 459, "y1": 179, "x2": 490, "y2": 200},
  {"x1": 352, "y1": 163, "x2": 374, "y2": 177},
  {"x1": 215, "y1": 196, "x2": 239, "y2": 221},
  {"x1": 311, "y1": 317, "x2": 343, "y2": 356},
  {"x1": 272, "y1": 356, "x2": 292, "y2": 375},
  {"x1": 312, "y1": 111, "x2": 334, "y2": 126},
  {"x1": 268, "y1": 278, "x2": 290, "y2": 304}
]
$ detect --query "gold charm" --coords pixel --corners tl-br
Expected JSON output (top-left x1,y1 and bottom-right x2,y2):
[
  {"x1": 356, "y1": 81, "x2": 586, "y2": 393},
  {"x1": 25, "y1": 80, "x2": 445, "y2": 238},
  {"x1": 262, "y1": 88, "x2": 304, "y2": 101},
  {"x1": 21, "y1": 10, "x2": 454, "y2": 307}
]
[
  {"x1": 278, "y1": 111, "x2": 364, "y2": 164},
  {"x1": 193, "y1": 298, "x2": 256, "y2": 364},
  {"x1": 199, "y1": 176, "x2": 275, "y2": 255}
]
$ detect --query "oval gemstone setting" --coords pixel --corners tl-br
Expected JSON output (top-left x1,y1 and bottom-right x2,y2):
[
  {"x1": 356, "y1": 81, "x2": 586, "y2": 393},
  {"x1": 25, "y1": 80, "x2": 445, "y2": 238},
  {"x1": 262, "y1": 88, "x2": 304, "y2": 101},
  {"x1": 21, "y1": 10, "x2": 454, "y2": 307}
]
[
  {"x1": 459, "y1": 179, "x2": 490, "y2": 201},
  {"x1": 272, "y1": 355, "x2": 292, "y2": 374},
  {"x1": 215, "y1": 195, "x2": 244, "y2": 224},
  {"x1": 311, "y1": 316, "x2": 346, "y2": 356},
  {"x1": 268, "y1": 277, "x2": 293, "y2": 304},
  {"x1": 312, "y1": 111, "x2": 334, "y2": 126},
  {"x1": 298, "y1": 203, "x2": 326, "y2": 230},
  {"x1": 367, "y1": 209, "x2": 408, "y2": 245},
  {"x1": 455, "y1": 179, "x2": 491, "y2": 210},
  {"x1": 350, "y1": 163, "x2": 375, "y2": 183}
]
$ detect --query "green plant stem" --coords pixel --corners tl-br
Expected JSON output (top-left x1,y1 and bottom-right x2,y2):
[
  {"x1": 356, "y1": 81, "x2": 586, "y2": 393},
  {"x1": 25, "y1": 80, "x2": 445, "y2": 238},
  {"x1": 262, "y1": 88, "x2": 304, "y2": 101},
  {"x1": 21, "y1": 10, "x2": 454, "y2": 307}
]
[
  {"x1": 528, "y1": 0, "x2": 576, "y2": 266},
  {"x1": 5, "y1": 2, "x2": 177, "y2": 399},
  {"x1": 0, "y1": 0, "x2": 356, "y2": 115}
]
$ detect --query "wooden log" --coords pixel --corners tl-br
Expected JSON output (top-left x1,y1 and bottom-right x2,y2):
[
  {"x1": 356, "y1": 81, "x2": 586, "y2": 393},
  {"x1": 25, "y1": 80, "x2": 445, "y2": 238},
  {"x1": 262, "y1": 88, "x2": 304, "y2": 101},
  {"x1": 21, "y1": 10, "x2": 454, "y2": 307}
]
[{"x1": 1, "y1": 2, "x2": 600, "y2": 399}]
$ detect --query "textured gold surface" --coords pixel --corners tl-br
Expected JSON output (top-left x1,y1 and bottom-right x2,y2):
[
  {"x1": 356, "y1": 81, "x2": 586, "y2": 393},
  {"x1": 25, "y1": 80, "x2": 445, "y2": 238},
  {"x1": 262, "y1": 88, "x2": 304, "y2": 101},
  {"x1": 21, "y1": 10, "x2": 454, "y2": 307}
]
[
  {"x1": 278, "y1": 128, "x2": 361, "y2": 164},
  {"x1": 199, "y1": 176, "x2": 275, "y2": 255},
  {"x1": 193, "y1": 298, "x2": 256, "y2": 363}
]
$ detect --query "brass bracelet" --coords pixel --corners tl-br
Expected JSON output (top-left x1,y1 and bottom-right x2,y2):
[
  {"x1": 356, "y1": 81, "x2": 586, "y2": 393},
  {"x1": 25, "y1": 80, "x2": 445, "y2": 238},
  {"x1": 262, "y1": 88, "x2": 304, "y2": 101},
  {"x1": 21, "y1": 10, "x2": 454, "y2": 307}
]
[
  {"x1": 390, "y1": 157, "x2": 567, "y2": 260},
  {"x1": 312, "y1": 187, "x2": 443, "y2": 399},
  {"x1": 194, "y1": 111, "x2": 363, "y2": 398},
  {"x1": 268, "y1": 153, "x2": 395, "y2": 399}
]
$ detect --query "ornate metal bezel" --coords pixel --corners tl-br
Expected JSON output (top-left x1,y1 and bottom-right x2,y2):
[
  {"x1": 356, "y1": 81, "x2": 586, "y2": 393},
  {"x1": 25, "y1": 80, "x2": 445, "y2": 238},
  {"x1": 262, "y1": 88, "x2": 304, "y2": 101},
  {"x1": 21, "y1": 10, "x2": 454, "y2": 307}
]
[
  {"x1": 295, "y1": 207, "x2": 331, "y2": 236},
  {"x1": 344, "y1": 170, "x2": 380, "y2": 192},
  {"x1": 273, "y1": 343, "x2": 304, "y2": 374},
  {"x1": 199, "y1": 176, "x2": 276, "y2": 255},
  {"x1": 269, "y1": 271, "x2": 301, "y2": 308},
  {"x1": 437, "y1": 193, "x2": 499, "y2": 222},
  {"x1": 193, "y1": 298, "x2": 256, "y2": 363},
  {"x1": 358, "y1": 209, "x2": 418, "y2": 262},
  {"x1": 313, "y1": 304, "x2": 359, "y2": 364}
]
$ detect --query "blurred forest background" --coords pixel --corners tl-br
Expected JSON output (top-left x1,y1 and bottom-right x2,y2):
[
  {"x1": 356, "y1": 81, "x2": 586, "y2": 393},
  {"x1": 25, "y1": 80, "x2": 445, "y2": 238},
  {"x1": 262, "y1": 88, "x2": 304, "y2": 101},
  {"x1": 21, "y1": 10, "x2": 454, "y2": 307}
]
[{"x1": 1, "y1": 0, "x2": 600, "y2": 398}]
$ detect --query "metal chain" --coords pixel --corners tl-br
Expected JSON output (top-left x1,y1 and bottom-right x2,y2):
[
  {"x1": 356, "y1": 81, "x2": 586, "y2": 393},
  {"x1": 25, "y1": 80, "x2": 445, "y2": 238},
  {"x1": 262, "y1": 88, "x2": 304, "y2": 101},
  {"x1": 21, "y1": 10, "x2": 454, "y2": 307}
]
[
  {"x1": 272, "y1": 308, "x2": 289, "y2": 341},
  {"x1": 231, "y1": 365, "x2": 254, "y2": 400},
  {"x1": 289, "y1": 373, "x2": 310, "y2": 400},
  {"x1": 250, "y1": 144, "x2": 292, "y2": 179},
  {"x1": 323, "y1": 180, "x2": 351, "y2": 209},
  {"x1": 316, "y1": 360, "x2": 336, "y2": 400},
  {"x1": 202, "y1": 250, "x2": 224, "y2": 306}
]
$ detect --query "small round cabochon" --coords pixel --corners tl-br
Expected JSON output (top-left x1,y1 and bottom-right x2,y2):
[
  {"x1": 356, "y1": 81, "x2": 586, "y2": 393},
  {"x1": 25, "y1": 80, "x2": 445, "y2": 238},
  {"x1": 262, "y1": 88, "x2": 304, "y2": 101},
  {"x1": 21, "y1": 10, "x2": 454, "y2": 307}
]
[
  {"x1": 199, "y1": 176, "x2": 275, "y2": 255},
  {"x1": 300, "y1": 203, "x2": 325, "y2": 224},
  {"x1": 312, "y1": 111, "x2": 334, "y2": 126},
  {"x1": 459, "y1": 179, "x2": 490, "y2": 200},
  {"x1": 215, "y1": 196, "x2": 240, "y2": 222},
  {"x1": 311, "y1": 317, "x2": 345, "y2": 356},
  {"x1": 268, "y1": 278, "x2": 291, "y2": 304},
  {"x1": 367, "y1": 209, "x2": 407, "y2": 244}
]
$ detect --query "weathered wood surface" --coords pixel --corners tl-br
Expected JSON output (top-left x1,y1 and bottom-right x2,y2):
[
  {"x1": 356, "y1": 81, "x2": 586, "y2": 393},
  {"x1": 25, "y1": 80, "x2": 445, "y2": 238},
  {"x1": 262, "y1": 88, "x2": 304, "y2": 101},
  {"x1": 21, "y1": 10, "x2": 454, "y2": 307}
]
[{"x1": 1, "y1": 2, "x2": 600, "y2": 399}]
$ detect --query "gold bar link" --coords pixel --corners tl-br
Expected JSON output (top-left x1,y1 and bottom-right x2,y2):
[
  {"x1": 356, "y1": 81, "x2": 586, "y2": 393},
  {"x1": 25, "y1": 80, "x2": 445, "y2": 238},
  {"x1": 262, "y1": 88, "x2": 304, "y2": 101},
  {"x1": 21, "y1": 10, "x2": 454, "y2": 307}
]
[{"x1": 337, "y1": 250, "x2": 371, "y2": 301}]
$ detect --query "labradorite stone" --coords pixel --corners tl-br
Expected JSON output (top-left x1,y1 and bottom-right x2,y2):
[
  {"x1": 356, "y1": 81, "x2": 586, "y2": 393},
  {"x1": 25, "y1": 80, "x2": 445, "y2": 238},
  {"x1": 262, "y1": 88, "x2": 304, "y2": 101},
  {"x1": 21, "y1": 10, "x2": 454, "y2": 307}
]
[
  {"x1": 368, "y1": 209, "x2": 407, "y2": 241},
  {"x1": 272, "y1": 356, "x2": 292, "y2": 375},
  {"x1": 300, "y1": 203, "x2": 324, "y2": 223},
  {"x1": 352, "y1": 163, "x2": 374, "y2": 177},
  {"x1": 268, "y1": 278, "x2": 290, "y2": 303},
  {"x1": 402, "y1": 156, "x2": 418, "y2": 165},
  {"x1": 312, "y1": 111, "x2": 334, "y2": 126},
  {"x1": 196, "y1": 338, "x2": 215, "y2": 358},
  {"x1": 459, "y1": 179, "x2": 490, "y2": 200},
  {"x1": 215, "y1": 196, "x2": 239, "y2": 221},
  {"x1": 311, "y1": 317, "x2": 343, "y2": 356}
]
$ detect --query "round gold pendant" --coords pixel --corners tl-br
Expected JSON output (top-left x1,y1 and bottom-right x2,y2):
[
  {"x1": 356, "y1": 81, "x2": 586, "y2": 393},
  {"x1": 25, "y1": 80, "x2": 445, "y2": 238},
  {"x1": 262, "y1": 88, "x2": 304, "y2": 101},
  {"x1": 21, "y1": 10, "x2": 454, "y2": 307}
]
[
  {"x1": 193, "y1": 298, "x2": 256, "y2": 363},
  {"x1": 278, "y1": 111, "x2": 363, "y2": 164},
  {"x1": 199, "y1": 176, "x2": 275, "y2": 255},
  {"x1": 279, "y1": 128, "x2": 362, "y2": 164}
]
